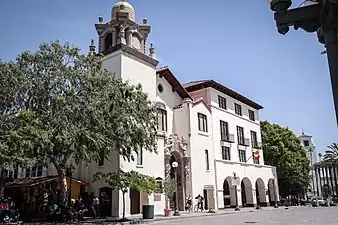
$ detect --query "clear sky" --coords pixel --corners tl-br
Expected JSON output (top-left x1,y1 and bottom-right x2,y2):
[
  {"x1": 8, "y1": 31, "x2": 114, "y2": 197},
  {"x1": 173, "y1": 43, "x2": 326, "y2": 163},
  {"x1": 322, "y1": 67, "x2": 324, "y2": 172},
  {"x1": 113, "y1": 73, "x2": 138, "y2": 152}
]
[{"x1": 0, "y1": 0, "x2": 336, "y2": 154}]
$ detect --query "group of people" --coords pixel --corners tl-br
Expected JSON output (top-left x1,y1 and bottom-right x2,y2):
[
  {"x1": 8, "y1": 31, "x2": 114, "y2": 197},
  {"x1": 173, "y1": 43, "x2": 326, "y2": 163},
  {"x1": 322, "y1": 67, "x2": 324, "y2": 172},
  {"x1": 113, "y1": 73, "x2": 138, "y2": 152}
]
[
  {"x1": 69, "y1": 193, "x2": 111, "y2": 219},
  {"x1": 185, "y1": 194, "x2": 205, "y2": 212},
  {"x1": 0, "y1": 197, "x2": 19, "y2": 223}
]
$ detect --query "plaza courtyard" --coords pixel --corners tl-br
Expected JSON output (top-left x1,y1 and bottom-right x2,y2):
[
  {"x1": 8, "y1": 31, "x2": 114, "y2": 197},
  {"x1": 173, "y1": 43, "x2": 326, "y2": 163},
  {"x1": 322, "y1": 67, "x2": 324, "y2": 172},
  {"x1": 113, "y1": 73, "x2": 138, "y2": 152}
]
[{"x1": 150, "y1": 207, "x2": 338, "y2": 225}]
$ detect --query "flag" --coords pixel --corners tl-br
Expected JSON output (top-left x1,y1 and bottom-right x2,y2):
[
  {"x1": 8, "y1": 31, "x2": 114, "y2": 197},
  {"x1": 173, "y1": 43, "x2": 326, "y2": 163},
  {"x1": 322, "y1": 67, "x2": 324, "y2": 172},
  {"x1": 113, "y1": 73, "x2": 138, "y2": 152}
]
[{"x1": 253, "y1": 150, "x2": 260, "y2": 160}]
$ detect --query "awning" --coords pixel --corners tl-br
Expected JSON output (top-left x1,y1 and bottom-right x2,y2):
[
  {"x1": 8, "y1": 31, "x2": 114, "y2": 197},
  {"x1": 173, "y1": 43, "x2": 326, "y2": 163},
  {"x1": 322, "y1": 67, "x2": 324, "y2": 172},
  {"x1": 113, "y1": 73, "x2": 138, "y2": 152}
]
[{"x1": 5, "y1": 175, "x2": 88, "y2": 188}]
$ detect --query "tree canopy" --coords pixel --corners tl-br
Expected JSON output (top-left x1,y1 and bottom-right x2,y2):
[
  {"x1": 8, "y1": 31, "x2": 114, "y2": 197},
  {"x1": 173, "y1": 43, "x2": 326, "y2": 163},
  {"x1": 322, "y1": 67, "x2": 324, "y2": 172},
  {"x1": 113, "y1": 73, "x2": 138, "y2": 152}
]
[
  {"x1": 0, "y1": 41, "x2": 158, "y2": 204},
  {"x1": 261, "y1": 120, "x2": 310, "y2": 197}
]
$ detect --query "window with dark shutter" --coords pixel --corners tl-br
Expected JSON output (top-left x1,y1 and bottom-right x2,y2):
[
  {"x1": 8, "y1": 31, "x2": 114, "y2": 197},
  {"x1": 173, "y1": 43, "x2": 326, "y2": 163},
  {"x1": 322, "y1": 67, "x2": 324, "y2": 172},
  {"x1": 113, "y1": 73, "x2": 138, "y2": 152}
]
[
  {"x1": 157, "y1": 108, "x2": 167, "y2": 131},
  {"x1": 235, "y1": 103, "x2": 242, "y2": 116},
  {"x1": 237, "y1": 126, "x2": 244, "y2": 145},
  {"x1": 198, "y1": 113, "x2": 208, "y2": 132},
  {"x1": 218, "y1": 96, "x2": 227, "y2": 110},
  {"x1": 238, "y1": 150, "x2": 246, "y2": 162},
  {"x1": 222, "y1": 146, "x2": 231, "y2": 160},
  {"x1": 248, "y1": 110, "x2": 255, "y2": 121},
  {"x1": 220, "y1": 120, "x2": 229, "y2": 141}
]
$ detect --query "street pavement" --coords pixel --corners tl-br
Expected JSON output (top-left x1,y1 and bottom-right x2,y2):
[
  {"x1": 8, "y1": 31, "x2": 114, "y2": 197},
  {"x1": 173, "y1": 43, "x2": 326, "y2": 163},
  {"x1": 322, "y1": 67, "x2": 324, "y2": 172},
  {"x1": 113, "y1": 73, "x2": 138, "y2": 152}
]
[
  {"x1": 22, "y1": 206, "x2": 338, "y2": 224},
  {"x1": 149, "y1": 207, "x2": 338, "y2": 225}
]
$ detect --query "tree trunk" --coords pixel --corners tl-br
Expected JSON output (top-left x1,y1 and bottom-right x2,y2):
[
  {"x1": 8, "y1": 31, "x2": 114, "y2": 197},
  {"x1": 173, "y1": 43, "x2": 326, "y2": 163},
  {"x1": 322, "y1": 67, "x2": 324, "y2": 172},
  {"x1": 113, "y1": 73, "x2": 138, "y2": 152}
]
[
  {"x1": 166, "y1": 197, "x2": 170, "y2": 209},
  {"x1": 57, "y1": 168, "x2": 68, "y2": 206},
  {"x1": 122, "y1": 192, "x2": 126, "y2": 221}
]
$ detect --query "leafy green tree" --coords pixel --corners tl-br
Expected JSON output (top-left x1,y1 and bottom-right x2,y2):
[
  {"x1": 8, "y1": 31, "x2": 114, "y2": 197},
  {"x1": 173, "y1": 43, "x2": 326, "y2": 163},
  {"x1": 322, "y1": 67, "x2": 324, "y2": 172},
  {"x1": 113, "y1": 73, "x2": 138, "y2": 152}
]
[
  {"x1": 93, "y1": 170, "x2": 156, "y2": 220},
  {"x1": 0, "y1": 41, "x2": 158, "y2": 205},
  {"x1": 261, "y1": 120, "x2": 310, "y2": 197},
  {"x1": 162, "y1": 178, "x2": 177, "y2": 209}
]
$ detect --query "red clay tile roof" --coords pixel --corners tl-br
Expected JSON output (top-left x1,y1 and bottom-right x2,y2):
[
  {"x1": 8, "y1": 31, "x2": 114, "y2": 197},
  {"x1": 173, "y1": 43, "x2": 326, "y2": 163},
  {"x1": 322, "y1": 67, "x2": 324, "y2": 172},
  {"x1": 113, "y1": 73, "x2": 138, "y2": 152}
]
[
  {"x1": 183, "y1": 80, "x2": 210, "y2": 88},
  {"x1": 183, "y1": 80, "x2": 263, "y2": 110},
  {"x1": 156, "y1": 67, "x2": 192, "y2": 100}
]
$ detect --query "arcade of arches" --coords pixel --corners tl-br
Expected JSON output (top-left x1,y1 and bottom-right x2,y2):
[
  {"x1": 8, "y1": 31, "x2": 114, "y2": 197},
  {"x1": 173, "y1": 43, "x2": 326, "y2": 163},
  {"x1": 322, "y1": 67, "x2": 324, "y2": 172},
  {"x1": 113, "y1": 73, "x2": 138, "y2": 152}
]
[{"x1": 223, "y1": 177, "x2": 277, "y2": 208}]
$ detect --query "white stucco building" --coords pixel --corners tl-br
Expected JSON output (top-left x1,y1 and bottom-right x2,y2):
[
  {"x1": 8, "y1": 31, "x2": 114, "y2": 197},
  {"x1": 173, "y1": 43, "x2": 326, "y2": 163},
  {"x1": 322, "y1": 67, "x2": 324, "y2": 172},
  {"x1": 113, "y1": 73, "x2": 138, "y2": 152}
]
[
  {"x1": 299, "y1": 132, "x2": 319, "y2": 198},
  {"x1": 84, "y1": 1, "x2": 279, "y2": 217},
  {"x1": 0, "y1": 0, "x2": 279, "y2": 218}
]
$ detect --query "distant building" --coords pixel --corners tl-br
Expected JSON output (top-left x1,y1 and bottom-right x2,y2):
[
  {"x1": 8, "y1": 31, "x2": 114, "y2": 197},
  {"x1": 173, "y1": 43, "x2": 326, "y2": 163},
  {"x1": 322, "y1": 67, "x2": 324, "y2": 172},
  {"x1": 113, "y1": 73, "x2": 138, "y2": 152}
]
[{"x1": 299, "y1": 132, "x2": 318, "y2": 197}]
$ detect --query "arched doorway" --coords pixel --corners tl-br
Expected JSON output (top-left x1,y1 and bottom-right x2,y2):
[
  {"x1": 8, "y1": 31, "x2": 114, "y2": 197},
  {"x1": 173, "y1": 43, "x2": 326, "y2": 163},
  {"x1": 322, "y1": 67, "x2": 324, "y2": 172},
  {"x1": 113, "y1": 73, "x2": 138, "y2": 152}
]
[
  {"x1": 223, "y1": 176, "x2": 237, "y2": 208},
  {"x1": 169, "y1": 153, "x2": 184, "y2": 211},
  {"x1": 241, "y1": 177, "x2": 254, "y2": 207},
  {"x1": 223, "y1": 178, "x2": 230, "y2": 207},
  {"x1": 268, "y1": 178, "x2": 277, "y2": 206},
  {"x1": 99, "y1": 187, "x2": 112, "y2": 217},
  {"x1": 255, "y1": 178, "x2": 267, "y2": 206}
]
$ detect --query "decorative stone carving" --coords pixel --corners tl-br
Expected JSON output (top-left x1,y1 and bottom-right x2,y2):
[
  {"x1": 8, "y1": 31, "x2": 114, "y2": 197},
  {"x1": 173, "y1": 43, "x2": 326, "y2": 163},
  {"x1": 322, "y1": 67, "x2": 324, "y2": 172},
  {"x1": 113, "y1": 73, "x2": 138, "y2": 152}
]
[
  {"x1": 118, "y1": 23, "x2": 126, "y2": 44},
  {"x1": 165, "y1": 163, "x2": 171, "y2": 179},
  {"x1": 164, "y1": 133, "x2": 190, "y2": 180}
]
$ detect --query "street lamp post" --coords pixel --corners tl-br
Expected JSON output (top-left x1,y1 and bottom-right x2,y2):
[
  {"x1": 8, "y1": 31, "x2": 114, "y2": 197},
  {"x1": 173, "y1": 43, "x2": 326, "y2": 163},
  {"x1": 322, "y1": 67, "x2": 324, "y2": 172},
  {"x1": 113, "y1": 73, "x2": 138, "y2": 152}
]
[
  {"x1": 233, "y1": 172, "x2": 240, "y2": 211},
  {"x1": 67, "y1": 163, "x2": 76, "y2": 207},
  {"x1": 272, "y1": 178, "x2": 279, "y2": 208},
  {"x1": 172, "y1": 161, "x2": 180, "y2": 216},
  {"x1": 268, "y1": 0, "x2": 338, "y2": 126}
]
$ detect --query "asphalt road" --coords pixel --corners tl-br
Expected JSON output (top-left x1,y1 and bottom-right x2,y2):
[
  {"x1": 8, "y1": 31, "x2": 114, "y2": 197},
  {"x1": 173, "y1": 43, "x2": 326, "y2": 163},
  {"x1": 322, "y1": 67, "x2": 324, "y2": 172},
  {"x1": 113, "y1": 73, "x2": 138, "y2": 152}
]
[{"x1": 150, "y1": 207, "x2": 338, "y2": 225}]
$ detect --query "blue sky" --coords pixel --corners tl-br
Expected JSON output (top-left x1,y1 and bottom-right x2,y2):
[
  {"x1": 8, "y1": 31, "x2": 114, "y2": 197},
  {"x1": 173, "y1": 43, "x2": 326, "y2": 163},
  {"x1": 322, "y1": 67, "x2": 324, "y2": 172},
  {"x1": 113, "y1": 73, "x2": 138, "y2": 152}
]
[{"x1": 0, "y1": 0, "x2": 336, "y2": 154}]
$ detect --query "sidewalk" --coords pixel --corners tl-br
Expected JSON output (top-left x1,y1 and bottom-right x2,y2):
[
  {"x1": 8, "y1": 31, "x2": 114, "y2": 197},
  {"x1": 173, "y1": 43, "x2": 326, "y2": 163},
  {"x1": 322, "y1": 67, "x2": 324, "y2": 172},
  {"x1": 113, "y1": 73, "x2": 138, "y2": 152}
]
[{"x1": 113, "y1": 206, "x2": 288, "y2": 224}]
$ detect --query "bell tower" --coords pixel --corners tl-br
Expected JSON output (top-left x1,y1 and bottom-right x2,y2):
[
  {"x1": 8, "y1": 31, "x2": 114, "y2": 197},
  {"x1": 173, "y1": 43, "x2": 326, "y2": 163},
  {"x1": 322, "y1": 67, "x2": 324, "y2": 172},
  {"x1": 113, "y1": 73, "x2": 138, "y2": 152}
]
[
  {"x1": 95, "y1": 0, "x2": 152, "y2": 55},
  {"x1": 94, "y1": 0, "x2": 159, "y2": 99}
]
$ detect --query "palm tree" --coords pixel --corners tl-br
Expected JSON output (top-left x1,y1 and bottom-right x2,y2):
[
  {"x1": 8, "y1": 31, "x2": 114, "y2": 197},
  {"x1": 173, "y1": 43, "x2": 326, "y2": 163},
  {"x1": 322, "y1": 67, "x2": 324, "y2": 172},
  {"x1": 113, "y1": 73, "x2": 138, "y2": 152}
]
[
  {"x1": 324, "y1": 143, "x2": 338, "y2": 196},
  {"x1": 324, "y1": 143, "x2": 338, "y2": 160}
]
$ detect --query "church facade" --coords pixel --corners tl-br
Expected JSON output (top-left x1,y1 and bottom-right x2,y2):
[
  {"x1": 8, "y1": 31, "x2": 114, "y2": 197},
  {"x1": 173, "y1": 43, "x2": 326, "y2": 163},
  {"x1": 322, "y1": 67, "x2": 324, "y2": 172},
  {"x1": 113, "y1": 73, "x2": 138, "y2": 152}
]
[{"x1": 86, "y1": 1, "x2": 279, "y2": 217}]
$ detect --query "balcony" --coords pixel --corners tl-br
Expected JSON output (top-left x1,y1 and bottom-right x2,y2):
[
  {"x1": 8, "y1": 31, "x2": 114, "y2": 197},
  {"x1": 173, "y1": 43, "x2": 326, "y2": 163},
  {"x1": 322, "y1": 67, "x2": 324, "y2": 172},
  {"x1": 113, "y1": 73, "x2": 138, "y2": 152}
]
[
  {"x1": 252, "y1": 141, "x2": 262, "y2": 149},
  {"x1": 221, "y1": 134, "x2": 235, "y2": 143},
  {"x1": 238, "y1": 138, "x2": 250, "y2": 146}
]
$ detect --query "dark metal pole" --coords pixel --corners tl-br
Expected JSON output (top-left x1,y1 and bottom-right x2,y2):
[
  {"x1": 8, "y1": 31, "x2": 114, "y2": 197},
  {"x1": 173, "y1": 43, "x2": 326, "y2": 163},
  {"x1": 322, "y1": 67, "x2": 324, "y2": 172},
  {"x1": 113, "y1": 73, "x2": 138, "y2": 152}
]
[
  {"x1": 234, "y1": 174, "x2": 240, "y2": 211},
  {"x1": 68, "y1": 170, "x2": 73, "y2": 206},
  {"x1": 323, "y1": 29, "x2": 338, "y2": 124},
  {"x1": 173, "y1": 169, "x2": 180, "y2": 216},
  {"x1": 270, "y1": 1, "x2": 338, "y2": 126}
]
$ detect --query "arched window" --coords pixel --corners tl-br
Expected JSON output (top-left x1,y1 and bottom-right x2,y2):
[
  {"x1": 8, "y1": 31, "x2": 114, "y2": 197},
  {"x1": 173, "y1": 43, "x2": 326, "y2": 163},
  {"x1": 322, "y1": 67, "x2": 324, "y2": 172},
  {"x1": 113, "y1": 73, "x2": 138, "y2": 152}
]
[
  {"x1": 156, "y1": 102, "x2": 167, "y2": 132},
  {"x1": 104, "y1": 33, "x2": 113, "y2": 51}
]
